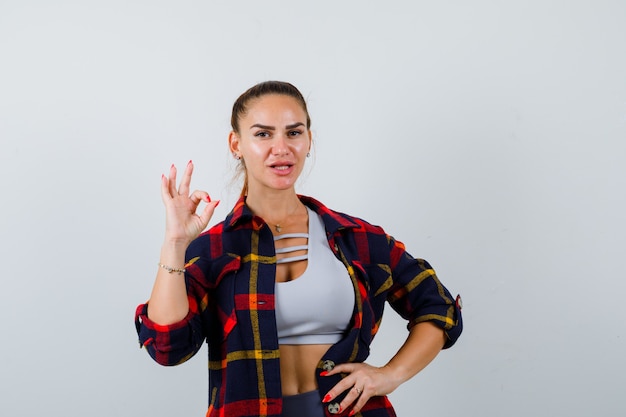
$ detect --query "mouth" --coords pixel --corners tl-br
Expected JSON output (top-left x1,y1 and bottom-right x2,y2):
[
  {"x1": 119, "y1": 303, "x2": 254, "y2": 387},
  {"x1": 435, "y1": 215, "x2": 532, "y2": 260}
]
[
  {"x1": 271, "y1": 164, "x2": 293, "y2": 170},
  {"x1": 268, "y1": 162, "x2": 295, "y2": 175},
  {"x1": 269, "y1": 161, "x2": 294, "y2": 169}
]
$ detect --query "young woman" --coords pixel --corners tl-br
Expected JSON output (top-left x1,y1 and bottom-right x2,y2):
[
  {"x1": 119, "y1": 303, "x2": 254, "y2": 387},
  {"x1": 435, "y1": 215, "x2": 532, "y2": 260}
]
[{"x1": 135, "y1": 81, "x2": 463, "y2": 417}]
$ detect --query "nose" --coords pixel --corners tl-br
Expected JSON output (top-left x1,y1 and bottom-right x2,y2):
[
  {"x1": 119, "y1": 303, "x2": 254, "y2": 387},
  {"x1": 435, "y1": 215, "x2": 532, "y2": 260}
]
[{"x1": 272, "y1": 134, "x2": 290, "y2": 156}]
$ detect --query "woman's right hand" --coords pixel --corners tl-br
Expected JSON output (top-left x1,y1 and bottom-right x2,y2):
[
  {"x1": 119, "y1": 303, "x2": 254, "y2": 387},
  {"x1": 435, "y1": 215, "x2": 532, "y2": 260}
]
[{"x1": 161, "y1": 161, "x2": 219, "y2": 246}]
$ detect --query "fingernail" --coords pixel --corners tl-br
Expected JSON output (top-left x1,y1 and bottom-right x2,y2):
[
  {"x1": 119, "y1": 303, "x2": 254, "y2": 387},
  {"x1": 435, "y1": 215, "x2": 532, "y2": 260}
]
[
  {"x1": 349, "y1": 411, "x2": 355, "y2": 416},
  {"x1": 205, "y1": 195, "x2": 211, "y2": 202},
  {"x1": 215, "y1": 200, "x2": 220, "y2": 207},
  {"x1": 322, "y1": 394, "x2": 332, "y2": 403},
  {"x1": 188, "y1": 159, "x2": 193, "y2": 165},
  {"x1": 320, "y1": 371, "x2": 328, "y2": 376}
]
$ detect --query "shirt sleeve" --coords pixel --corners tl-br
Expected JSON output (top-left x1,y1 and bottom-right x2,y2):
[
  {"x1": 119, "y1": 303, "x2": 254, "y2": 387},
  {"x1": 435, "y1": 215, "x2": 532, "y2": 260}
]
[
  {"x1": 134, "y1": 227, "x2": 241, "y2": 366},
  {"x1": 386, "y1": 235, "x2": 463, "y2": 349},
  {"x1": 134, "y1": 265, "x2": 209, "y2": 366}
]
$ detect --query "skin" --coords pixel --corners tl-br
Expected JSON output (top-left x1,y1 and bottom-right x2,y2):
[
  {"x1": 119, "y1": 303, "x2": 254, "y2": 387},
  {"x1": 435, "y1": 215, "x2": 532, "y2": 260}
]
[
  {"x1": 148, "y1": 93, "x2": 447, "y2": 416},
  {"x1": 228, "y1": 94, "x2": 312, "y2": 218}
]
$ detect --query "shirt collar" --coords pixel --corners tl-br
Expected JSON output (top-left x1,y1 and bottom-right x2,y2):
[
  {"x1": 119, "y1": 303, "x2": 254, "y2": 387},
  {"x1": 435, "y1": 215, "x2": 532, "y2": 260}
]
[{"x1": 224, "y1": 194, "x2": 359, "y2": 234}]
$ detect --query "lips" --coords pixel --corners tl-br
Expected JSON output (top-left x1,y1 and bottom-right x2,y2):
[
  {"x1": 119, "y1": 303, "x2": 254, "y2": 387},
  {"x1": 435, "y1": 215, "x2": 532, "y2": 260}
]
[
  {"x1": 269, "y1": 160, "x2": 294, "y2": 169},
  {"x1": 269, "y1": 161, "x2": 295, "y2": 175}
]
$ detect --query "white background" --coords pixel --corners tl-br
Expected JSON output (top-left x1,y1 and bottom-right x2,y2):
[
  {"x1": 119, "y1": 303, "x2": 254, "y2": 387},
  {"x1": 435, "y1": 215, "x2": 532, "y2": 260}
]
[{"x1": 1, "y1": 1, "x2": 625, "y2": 416}]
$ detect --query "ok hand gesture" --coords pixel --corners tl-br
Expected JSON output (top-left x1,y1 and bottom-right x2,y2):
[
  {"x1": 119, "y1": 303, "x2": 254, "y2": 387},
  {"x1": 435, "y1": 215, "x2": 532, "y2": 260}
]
[{"x1": 161, "y1": 161, "x2": 219, "y2": 246}]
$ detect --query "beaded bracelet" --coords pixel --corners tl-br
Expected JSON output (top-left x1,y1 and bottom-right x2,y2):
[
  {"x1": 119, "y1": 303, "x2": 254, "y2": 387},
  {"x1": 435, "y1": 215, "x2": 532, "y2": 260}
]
[{"x1": 158, "y1": 263, "x2": 186, "y2": 275}]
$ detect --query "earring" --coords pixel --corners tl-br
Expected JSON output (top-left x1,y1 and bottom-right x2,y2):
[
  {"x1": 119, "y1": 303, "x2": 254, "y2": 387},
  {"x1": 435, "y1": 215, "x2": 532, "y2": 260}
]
[
  {"x1": 306, "y1": 152, "x2": 311, "y2": 158},
  {"x1": 233, "y1": 152, "x2": 241, "y2": 160}
]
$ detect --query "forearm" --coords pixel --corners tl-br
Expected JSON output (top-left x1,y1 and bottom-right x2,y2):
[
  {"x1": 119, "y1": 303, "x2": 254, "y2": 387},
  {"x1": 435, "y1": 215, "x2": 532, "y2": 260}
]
[
  {"x1": 146, "y1": 241, "x2": 191, "y2": 325},
  {"x1": 383, "y1": 321, "x2": 446, "y2": 386}
]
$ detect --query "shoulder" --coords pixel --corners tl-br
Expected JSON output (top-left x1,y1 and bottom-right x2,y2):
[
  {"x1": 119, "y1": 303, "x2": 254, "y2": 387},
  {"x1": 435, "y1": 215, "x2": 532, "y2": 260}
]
[
  {"x1": 301, "y1": 195, "x2": 394, "y2": 266},
  {"x1": 300, "y1": 195, "x2": 387, "y2": 236}
]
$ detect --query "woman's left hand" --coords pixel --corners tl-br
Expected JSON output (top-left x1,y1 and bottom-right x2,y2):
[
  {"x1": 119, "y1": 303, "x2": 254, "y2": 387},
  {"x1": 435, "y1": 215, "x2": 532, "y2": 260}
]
[{"x1": 322, "y1": 362, "x2": 401, "y2": 416}]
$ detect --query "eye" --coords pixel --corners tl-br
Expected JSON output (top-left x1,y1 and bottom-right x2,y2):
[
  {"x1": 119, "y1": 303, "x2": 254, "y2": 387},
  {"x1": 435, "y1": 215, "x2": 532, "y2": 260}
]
[
  {"x1": 254, "y1": 131, "x2": 270, "y2": 138},
  {"x1": 288, "y1": 130, "x2": 303, "y2": 137}
]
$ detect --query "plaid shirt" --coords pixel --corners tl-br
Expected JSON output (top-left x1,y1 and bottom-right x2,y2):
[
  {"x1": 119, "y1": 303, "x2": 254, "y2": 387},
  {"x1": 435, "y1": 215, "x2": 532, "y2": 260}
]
[{"x1": 135, "y1": 195, "x2": 462, "y2": 417}]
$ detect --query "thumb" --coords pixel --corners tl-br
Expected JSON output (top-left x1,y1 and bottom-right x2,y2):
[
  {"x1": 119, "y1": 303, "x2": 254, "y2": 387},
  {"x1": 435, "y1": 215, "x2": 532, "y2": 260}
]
[{"x1": 198, "y1": 200, "x2": 220, "y2": 227}]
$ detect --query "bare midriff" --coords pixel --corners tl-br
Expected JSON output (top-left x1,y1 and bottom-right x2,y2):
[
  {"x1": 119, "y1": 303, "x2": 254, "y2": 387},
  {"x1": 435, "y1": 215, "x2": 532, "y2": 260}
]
[
  {"x1": 273, "y1": 214, "x2": 332, "y2": 396},
  {"x1": 279, "y1": 343, "x2": 332, "y2": 396}
]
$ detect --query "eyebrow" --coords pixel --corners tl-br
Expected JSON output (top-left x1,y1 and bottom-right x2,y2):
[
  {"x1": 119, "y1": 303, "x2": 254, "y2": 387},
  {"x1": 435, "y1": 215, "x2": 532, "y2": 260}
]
[{"x1": 249, "y1": 122, "x2": 305, "y2": 130}]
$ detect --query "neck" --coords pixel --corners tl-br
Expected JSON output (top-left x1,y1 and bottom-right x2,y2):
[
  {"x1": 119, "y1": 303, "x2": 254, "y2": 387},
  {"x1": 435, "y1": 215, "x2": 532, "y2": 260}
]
[{"x1": 245, "y1": 188, "x2": 304, "y2": 225}]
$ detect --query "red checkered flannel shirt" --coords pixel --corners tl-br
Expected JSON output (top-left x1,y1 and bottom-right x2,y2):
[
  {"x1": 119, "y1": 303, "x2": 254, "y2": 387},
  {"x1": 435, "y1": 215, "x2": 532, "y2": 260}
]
[{"x1": 135, "y1": 195, "x2": 462, "y2": 417}]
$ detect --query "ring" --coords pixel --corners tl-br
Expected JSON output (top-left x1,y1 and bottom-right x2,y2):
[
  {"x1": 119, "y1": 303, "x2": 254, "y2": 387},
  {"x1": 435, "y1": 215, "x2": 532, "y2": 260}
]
[{"x1": 355, "y1": 387, "x2": 362, "y2": 395}]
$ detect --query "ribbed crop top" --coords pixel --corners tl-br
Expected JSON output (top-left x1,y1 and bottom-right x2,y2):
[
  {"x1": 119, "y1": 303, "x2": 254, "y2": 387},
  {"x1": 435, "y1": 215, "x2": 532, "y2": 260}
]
[{"x1": 274, "y1": 208, "x2": 355, "y2": 345}]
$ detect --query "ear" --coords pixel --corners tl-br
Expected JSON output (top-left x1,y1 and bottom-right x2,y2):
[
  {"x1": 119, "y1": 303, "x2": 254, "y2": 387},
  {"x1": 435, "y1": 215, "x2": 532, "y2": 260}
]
[
  {"x1": 228, "y1": 131, "x2": 241, "y2": 154},
  {"x1": 307, "y1": 130, "x2": 313, "y2": 153}
]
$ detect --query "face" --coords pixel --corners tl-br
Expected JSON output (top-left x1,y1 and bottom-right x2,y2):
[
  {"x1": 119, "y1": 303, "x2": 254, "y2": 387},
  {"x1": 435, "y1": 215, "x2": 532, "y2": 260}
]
[{"x1": 229, "y1": 94, "x2": 312, "y2": 195}]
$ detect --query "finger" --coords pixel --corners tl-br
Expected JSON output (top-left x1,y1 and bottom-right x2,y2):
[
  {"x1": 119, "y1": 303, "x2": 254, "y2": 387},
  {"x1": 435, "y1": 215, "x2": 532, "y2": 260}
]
[
  {"x1": 321, "y1": 363, "x2": 361, "y2": 402},
  {"x1": 160, "y1": 174, "x2": 172, "y2": 203},
  {"x1": 347, "y1": 389, "x2": 369, "y2": 416},
  {"x1": 338, "y1": 386, "x2": 365, "y2": 416},
  {"x1": 325, "y1": 363, "x2": 356, "y2": 376},
  {"x1": 322, "y1": 375, "x2": 357, "y2": 404},
  {"x1": 178, "y1": 160, "x2": 193, "y2": 196},
  {"x1": 198, "y1": 200, "x2": 220, "y2": 229},
  {"x1": 168, "y1": 164, "x2": 178, "y2": 196},
  {"x1": 189, "y1": 190, "x2": 211, "y2": 207}
]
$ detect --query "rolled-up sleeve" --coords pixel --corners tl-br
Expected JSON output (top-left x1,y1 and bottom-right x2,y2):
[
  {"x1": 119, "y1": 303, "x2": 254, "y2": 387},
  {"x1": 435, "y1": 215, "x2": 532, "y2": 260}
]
[
  {"x1": 135, "y1": 299, "x2": 206, "y2": 366},
  {"x1": 135, "y1": 253, "x2": 212, "y2": 366},
  {"x1": 386, "y1": 236, "x2": 463, "y2": 349}
]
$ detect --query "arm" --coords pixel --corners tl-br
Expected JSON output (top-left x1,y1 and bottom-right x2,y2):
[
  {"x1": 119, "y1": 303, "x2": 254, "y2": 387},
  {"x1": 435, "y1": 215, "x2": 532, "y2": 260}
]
[
  {"x1": 322, "y1": 321, "x2": 445, "y2": 415},
  {"x1": 323, "y1": 232, "x2": 462, "y2": 415},
  {"x1": 381, "y1": 321, "x2": 446, "y2": 387},
  {"x1": 147, "y1": 161, "x2": 219, "y2": 325},
  {"x1": 146, "y1": 242, "x2": 191, "y2": 324},
  {"x1": 134, "y1": 161, "x2": 219, "y2": 366}
]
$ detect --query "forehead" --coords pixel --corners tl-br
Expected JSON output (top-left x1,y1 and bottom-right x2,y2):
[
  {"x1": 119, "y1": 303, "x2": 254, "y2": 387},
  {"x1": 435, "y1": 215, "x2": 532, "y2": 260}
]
[{"x1": 243, "y1": 94, "x2": 307, "y2": 122}]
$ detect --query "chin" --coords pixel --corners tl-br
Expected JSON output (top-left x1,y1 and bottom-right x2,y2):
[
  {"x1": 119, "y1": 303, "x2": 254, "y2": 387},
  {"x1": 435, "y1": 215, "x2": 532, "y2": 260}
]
[{"x1": 269, "y1": 179, "x2": 297, "y2": 191}]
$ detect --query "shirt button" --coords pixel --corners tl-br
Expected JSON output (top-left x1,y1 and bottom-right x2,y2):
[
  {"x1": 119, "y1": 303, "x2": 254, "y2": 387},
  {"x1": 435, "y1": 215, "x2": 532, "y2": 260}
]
[
  {"x1": 322, "y1": 360, "x2": 335, "y2": 371},
  {"x1": 327, "y1": 402, "x2": 341, "y2": 414}
]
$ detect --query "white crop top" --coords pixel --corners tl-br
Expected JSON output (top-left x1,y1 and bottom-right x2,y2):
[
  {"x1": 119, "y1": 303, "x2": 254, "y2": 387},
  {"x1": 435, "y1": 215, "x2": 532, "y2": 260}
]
[{"x1": 274, "y1": 208, "x2": 355, "y2": 345}]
